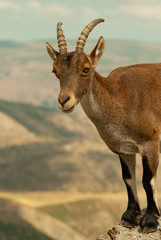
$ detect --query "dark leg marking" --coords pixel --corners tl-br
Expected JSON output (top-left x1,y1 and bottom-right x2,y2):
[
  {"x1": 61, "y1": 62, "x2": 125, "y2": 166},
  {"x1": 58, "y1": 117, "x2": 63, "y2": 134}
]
[
  {"x1": 119, "y1": 154, "x2": 141, "y2": 228},
  {"x1": 140, "y1": 155, "x2": 160, "y2": 233}
]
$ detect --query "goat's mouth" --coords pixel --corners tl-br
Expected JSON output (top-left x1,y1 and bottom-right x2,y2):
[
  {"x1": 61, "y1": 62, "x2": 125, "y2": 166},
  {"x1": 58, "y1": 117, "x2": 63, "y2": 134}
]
[{"x1": 62, "y1": 104, "x2": 76, "y2": 113}]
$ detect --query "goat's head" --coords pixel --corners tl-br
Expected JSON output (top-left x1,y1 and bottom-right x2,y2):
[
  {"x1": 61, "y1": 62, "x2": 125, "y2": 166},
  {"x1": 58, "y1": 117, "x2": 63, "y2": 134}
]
[{"x1": 46, "y1": 18, "x2": 105, "y2": 113}]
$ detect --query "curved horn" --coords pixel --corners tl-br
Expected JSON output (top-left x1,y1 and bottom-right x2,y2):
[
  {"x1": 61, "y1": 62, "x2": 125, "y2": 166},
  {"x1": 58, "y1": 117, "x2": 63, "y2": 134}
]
[
  {"x1": 57, "y1": 22, "x2": 67, "y2": 54},
  {"x1": 76, "y1": 18, "x2": 105, "y2": 53}
]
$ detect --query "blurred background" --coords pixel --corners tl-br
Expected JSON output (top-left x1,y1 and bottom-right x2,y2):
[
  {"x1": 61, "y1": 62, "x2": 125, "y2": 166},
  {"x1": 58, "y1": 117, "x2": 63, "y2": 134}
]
[{"x1": 1, "y1": 0, "x2": 161, "y2": 239}]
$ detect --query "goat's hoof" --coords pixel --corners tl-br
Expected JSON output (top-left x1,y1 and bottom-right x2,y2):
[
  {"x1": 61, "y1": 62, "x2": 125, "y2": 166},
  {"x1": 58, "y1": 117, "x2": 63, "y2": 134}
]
[
  {"x1": 120, "y1": 209, "x2": 141, "y2": 228},
  {"x1": 120, "y1": 220, "x2": 136, "y2": 229},
  {"x1": 139, "y1": 212, "x2": 159, "y2": 233},
  {"x1": 139, "y1": 226, "x2": 157, "y2": 234}
]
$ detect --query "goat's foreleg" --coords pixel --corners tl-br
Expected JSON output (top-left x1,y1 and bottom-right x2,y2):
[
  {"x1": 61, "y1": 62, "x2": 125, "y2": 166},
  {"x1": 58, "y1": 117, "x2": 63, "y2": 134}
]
[
  {"x1": 140, "y1": 141, "x2": 160, "y2": 233},
  {"x1": 119, "y1": 154, "x2": 141, "y2": 228}
]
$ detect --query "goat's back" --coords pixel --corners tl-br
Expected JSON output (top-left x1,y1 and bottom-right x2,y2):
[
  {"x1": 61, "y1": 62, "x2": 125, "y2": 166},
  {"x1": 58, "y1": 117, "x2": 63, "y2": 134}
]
[{"x1": 103, "y1": 63, "x2": 161, "y2": 131}]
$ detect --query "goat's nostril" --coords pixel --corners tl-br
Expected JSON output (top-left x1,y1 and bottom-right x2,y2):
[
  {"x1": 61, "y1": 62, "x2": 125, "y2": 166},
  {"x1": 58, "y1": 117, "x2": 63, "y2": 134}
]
[
  {"x1": 58, "y1": 96, "x2": 70, "y2": 107},
  {"x1": 58, "y1": 98, "x2": 62, "y2": 106}
]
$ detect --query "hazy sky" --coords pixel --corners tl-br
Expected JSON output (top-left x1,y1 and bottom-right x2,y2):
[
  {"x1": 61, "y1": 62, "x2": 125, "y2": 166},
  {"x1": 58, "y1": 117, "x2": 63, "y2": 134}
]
[{"x1": 1, "y1": 0, "x2": 161, "y2": 43}]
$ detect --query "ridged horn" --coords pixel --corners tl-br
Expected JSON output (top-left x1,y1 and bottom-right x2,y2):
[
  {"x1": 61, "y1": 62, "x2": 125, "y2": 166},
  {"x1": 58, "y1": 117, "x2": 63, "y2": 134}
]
[
  {"x1": 76, "y1": 18, "x2": 105, "y2": 53},
  {"x1": 57, "y1": 22, "x2": 67, "y2": 54}
]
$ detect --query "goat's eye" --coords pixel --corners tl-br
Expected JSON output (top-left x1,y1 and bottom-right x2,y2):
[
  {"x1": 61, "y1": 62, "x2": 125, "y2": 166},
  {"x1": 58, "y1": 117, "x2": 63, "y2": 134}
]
[{"x1": 82, "y1": 67, "x2": 90, "y2": 74}]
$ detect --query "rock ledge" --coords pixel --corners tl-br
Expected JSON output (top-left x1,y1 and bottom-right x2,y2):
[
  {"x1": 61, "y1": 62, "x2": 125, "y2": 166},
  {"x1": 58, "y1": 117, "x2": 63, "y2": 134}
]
[{"x1": 97, "y1": 217, "x2": 161, "y2": 240}]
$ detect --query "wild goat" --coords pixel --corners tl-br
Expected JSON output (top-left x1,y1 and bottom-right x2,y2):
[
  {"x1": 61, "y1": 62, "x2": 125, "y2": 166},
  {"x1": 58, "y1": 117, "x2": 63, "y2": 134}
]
[{"x1": 46, "y1": 18, "x2": 161, "y2": 233}]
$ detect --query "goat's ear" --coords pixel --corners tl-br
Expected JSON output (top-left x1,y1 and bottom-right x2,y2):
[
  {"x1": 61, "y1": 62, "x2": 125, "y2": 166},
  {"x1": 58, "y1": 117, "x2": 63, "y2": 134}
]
[
  {"x1": 46, "y1": 42, "x2": 59, "y2": 61},
  {"x1": 89, "y1": 36, "x2": 105, "y2": 65}
]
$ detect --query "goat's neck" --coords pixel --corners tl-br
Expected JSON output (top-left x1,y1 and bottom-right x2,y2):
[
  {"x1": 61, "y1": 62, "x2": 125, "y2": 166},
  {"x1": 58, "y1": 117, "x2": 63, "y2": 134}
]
[{"x1": 80, "y1": 71, "x2": 110, "y2": 124}]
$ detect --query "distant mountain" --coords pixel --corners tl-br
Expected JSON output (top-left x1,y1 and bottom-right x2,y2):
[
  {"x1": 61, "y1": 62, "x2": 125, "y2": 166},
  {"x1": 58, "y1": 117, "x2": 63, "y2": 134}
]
[{"x1": 0, "y1": 40, "x2": 25, "y2": 48}]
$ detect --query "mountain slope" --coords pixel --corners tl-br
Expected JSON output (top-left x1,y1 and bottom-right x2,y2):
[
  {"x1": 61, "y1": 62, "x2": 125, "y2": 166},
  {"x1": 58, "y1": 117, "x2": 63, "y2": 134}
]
[
  {"x1": 0, "y1": 198, "x2": 53, "y2": 240},
  {"x1": 0, "y1": 100, "x2": 122, "y2": 192},
  {"x1": 0, "y1": 197, "x2": 88, "y2": 240}
]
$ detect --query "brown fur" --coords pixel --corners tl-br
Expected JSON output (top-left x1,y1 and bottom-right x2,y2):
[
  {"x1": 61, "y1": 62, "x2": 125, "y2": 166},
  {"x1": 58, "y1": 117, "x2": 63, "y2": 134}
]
[{"x1": 81, "y1": 63, "x2": 161, "y2": 154}]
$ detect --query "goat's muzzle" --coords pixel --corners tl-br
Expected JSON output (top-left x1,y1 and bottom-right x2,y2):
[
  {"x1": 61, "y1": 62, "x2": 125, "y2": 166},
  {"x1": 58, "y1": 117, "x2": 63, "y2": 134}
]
[{"x1": 57, "y1": 94, "x2": 78, "y2": 113}]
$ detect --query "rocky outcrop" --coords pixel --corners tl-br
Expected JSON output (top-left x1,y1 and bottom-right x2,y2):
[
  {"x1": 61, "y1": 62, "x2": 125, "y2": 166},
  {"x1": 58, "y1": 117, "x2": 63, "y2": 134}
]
[{"x1": 97, "y1": 217, "x2": 161, "y2": 240}]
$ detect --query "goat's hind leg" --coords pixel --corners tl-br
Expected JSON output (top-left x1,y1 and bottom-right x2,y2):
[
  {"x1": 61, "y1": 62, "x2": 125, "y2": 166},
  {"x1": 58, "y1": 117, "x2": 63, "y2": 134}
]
[
  {"x1": 119, "y1": 154, "x2": 141, "y2": 228},
  {"x1": 140, "y1": 142, "x2": 160, "y2": 233}
]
